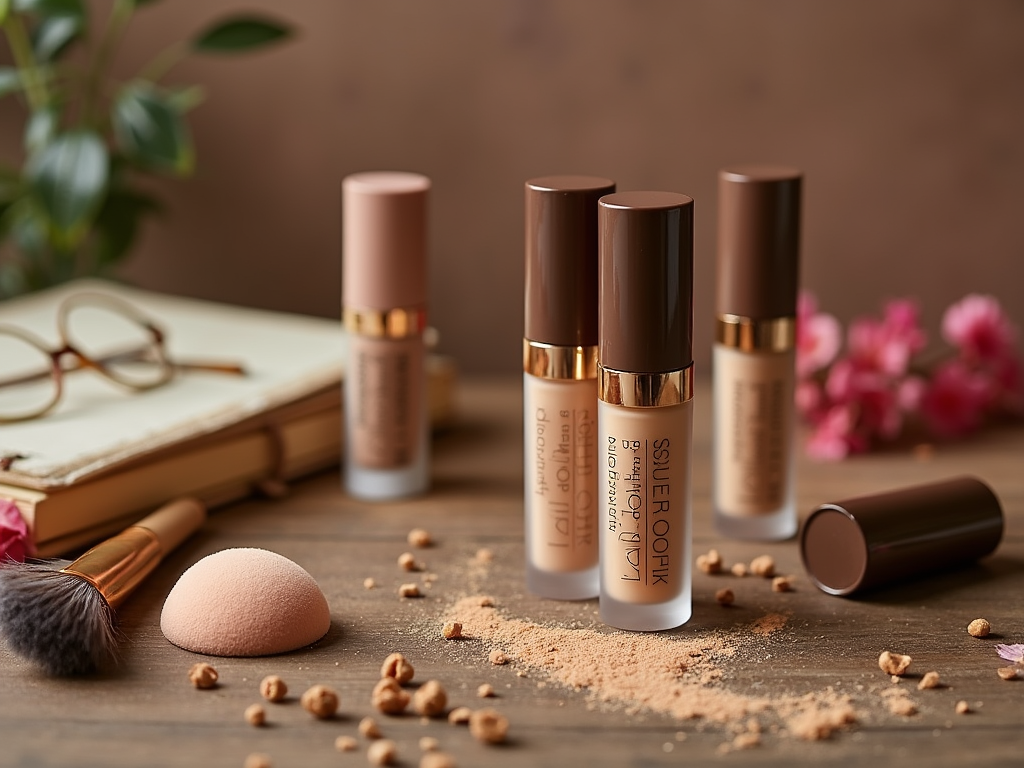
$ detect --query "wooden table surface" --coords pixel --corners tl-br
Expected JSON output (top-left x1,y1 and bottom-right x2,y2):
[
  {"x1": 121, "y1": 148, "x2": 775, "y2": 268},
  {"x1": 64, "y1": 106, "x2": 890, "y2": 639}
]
[{"x1": 2, "y1": 377, "x2": 1022, "y2": 768}]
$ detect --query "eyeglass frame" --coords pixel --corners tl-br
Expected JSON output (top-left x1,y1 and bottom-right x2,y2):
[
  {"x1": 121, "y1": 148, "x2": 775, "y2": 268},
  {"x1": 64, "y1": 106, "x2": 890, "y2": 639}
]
[{"x1": 0, "y1": 291, "x2": 246, "y2": 423}]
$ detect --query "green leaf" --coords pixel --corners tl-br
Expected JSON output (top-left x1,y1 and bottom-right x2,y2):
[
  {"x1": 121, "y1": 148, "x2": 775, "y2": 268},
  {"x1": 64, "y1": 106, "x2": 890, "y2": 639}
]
[
  {"x1": 0, "y1": 0, "x2": 10, "y2": 25},
  {"x1": 31, "y1": 12, "x2": 83, "y2": 60},
  {"x1": 26, "y1": 129, "x2": 108, "y2": 240},
  {"x1": 0, "y1": 67, "x2": 21, "y2": 98},
  {"x1": 23, "y1": 106, "x2": 58, "y2": 156},
  {"x1": 12, "y1": 0, "x2": 84, "y2": 18},
  {"x1": 112, "y1": 81, "x2": 194, "y2": 175},
  {"x1": 166, "y1": 84, "x2": 205, "y2": 113},
  {"x1": 90, "y1": 186, "x2": 159, "y2": 267},
  {"x1": 191, "y1": 16, "x2": 291, "y2": 53},
  {"x1": 131, "y1": 0, "x2": 161, "y2": 6}
]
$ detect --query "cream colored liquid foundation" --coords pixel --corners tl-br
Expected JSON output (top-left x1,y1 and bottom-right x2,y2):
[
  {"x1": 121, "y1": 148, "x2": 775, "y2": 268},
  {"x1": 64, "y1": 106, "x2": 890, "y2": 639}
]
[
  {"x1": 598, "y1": 191, "x2": 694, "y2": 631},
  {"x1": 523, "y1": 175, "x2": 615, "y2": 600},
  {"x1": 713, "y1": 166, "x2": 802, "y2": 540},
  {"x1": 342, "y1": 172, "x2": 430, "y2": 500}
]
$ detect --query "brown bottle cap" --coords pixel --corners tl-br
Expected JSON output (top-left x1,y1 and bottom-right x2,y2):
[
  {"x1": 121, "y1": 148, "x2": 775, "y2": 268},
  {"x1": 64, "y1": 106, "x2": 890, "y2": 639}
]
[
  {"x1": 525, "y1": 176, "x2": 615, "y2": 346},
  {"x1": 800, "y1": 476, "x2": 1004, "y2": 596},
  {"x1": 716, "y1": 165, "x2": 802, "y2": 319},
  {"x1": 342, "y1": 171, "x2": 430, "y2": 310},
  {"x1": 599, "y1": 192, "x2": 694, "y2": 374}
]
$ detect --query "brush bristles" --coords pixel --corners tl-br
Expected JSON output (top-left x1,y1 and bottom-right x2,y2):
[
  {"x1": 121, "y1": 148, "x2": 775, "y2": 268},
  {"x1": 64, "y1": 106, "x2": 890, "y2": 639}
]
[{"x1": 0, "y1": 561, "x2": 119, "y2": 676}]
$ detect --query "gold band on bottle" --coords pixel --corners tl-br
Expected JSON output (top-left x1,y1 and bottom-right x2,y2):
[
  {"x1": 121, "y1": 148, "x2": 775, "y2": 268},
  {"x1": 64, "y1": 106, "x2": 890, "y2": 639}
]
[
  {"x1": 599, "y1": 364, "x2": 694, "y2": 408},
  {"x1": 523, "y1": 340, "x2": 598, "y2": 381},
  {"x1": 61, "y1": 527, "x2": 163, "y2": 609},
  {"x1": 343, "y1": 306, "x2": 426, "y2": 339},
  {"x1": 716, "y1": 314, "x2": 795, "y2": 353}
]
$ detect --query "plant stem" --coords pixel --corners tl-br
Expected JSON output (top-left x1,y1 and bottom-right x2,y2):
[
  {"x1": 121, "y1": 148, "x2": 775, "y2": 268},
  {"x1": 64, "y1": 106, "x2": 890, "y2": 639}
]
[
  {"x1": 82, "y1": 0, "x2": 134, "y2": 128},
  {"x1": 2, "y1": 15, "x2": 49, "y2": 111},
  {"x1": 138, "y1": 40, "x2": 187, "y2": 84}
]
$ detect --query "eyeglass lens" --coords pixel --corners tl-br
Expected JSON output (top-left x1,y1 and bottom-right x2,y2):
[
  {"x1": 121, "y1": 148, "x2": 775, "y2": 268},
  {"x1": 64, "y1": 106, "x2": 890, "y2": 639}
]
[
  {"x1": 0, "y1": 331, "x2": 59, "y2": 420},
  {"x1": 62, "y1": 302, "x2": 167, "y2": 389}
]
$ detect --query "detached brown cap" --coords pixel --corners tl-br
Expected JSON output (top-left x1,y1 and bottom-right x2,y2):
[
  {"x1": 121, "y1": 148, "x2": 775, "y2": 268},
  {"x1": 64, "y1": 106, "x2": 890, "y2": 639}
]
[
  {"x1": 599, "y1": 191, "x2": 694, "y2": 374},
  {"x1": 800, "y1": 476, "x2": 1004, "y2": 597},
  {"x1": 343, "y1": 171, "x2": 430, "y2": 311},
  {"x1": 717, "y1": 165, "x2": 802, "y2": 319},
  {"x1": 525, "y1": 175, "x2": 615, "y2": 346}
]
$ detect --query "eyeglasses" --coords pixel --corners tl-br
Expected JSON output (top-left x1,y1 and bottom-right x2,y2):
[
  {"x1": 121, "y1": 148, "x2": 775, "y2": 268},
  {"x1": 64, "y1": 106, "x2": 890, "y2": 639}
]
[{"x1": 0, "y1": 291, "x2": 246, "y2": 423}]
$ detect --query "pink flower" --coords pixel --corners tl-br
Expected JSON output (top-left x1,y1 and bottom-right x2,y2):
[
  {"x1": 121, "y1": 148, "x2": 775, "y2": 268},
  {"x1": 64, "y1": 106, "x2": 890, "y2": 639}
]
[
  {"x1": 0, "y1": 499, "x2": 32, "y2": 563},
  {"x1": 996, "y1": 644, "x2": 1024, "y2": 664},
  {"x1": 847, "y1": 299, "x2": 926, "y2": 377},
  {"x1": 824, "y1": 359, "x2": 904, "y2": 440},
  {"x1": 805, "y1": 403, "x2": 867, "y2": 461},
  {"x1": 919, "y1": 360, "x2": 991, "y2": 438},
  {"x1": 795, "y1": 379, "x2": 825, "y2": 420},
  {"x1": 796, "y1": 292, "x2": 842, "y2": 379},
  {"x1": 942, "y1": 294, "x2": 1017, "y2": 363}
]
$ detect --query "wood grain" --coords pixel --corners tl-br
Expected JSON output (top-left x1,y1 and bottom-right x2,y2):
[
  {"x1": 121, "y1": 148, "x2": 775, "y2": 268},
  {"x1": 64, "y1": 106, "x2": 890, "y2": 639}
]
[{"x1": 1, "y1": 378, "x2": 1022, "y2": 767}]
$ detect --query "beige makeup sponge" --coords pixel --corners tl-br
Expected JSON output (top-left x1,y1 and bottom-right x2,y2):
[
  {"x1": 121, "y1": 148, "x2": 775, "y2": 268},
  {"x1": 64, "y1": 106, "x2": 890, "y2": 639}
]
[{"x1": 161, "y1": 548, "x2": 331, "y2": 657}]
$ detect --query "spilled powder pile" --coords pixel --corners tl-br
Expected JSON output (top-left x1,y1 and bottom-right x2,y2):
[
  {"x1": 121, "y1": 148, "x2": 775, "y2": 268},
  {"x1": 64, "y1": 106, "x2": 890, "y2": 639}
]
[{"x1": 446, "y1": 596, "x2": 856, "y2": 742}]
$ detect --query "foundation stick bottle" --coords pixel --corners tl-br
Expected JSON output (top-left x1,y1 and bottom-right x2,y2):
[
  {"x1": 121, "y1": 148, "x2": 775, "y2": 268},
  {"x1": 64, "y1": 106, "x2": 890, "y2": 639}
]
[
  {"x1": 713, "y1": 165, "x2": 802, "y2": 540},
  {"x1": 342, "y1": 171, "x2": 430, "y2": 500},
  {"x1": 523, "y1": 175, "x2": 615, "y2": 600},
  {"x1": 597, "y1": 192, "x2": 694, "y2": 631}
]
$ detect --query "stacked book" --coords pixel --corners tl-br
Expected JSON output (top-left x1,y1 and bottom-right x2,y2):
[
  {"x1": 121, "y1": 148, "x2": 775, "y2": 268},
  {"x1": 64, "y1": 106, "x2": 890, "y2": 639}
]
[{"x1": 0, "y1": 280, "x2": 451, "y2": 557}]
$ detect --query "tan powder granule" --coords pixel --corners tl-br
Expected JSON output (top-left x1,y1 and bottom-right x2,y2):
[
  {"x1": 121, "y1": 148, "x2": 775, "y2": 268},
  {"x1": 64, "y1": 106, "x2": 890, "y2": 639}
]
[
  {"x1": 888, "y1": 698, "x2": 917, "y2": 716},
  {"x1": 489, "y1": 649, "x2": 510, "y2": 665},
  {"x1": 715, "y1": 588, "x2": 735, "y2": 606},
  {"x1": 955, "y1": 700, "x2": 971, "y2": 715},
  {"x1": 259, "y1": 675, "x2": 288, "y2": 702},
  {"x1": 477, "y1": 683, "x2": 495, "y2": 698},
  {"x1": 399, "y1": 553, "x2": 419, "y2": 571},
  {"x1": 336, "y1": 736, "x2": 358, "y2": 752},
  {"x1": 750, "y1": 555, "x2": 776, "y2": 578},
  {"x1": 967, "y1": 618, "x2": 991, "y2": 637},
  {"x1": 381, "y1": 652, "x2": 415, "y2": 683},
  {"x1": 364, "y1": 578, "x2": 376, "y2": 590},
  {"x1": 918, "y1": 671, "x2": 941, "y2": 690},
  {"x1": 997, "y1": 666, "x2": 1019, "y2": 680},
  {"x1": 399, "y1": 583, "x2": 421, "y2": 598},
  {"x1": 244, "y1": 753, "x2": 272, "y2": 768},
  {"x1": 188, "y1": 662, "x2": 218, "y2": 689},
  {"x1": 478, "y1": 596, "x2": 495, "y2": 607},
  {"x1": 878, "y1": 651, "x2": 912, "y2": 676},
  {"x1": 444, "y1": 597, "x2": 853, "y2": 737},
  {"x1": 447, "y1": 706, "x2": 472, "y2": 725},
  {"x1": 474, "y1": 548, "x2": 494, "y2": 564},
  {"x1": 469, "y1": 708, "x2": 509, "y2": 744},
  {"x1": 367, "y1": 739, "x2": 397, "y2": 766},
  {"x1": 418, "y1": 736, "x2": 439, "y2": 752},
  {"x1": 442, "y1": 622, "x2": 463, "y2": 640},
  {"x1": 359, "y1": 716, "x2": 382, "y2": 739},
  {"x1": 301, "y1": 685, "x2": 339, "y2": 719},
  {"x1": 771, "y1": 576, "x2": 794, "y2": 593},
  {"x1": 731, "y1": 563, "x2": 748, "y2": 577},
  {"x1": 245, "y1": 704, "x2": 266, "y2": 726},
  {"x1": 372, "y1": 678, "x2": 411, "y2": 715},
  {"x1": 408, "y1": 529, "x2": 432, "y2": 548},
  {"x1": 412, "y1": 680, "x2": 448, "y2": 717},
  {"x1": 732, "y1": 732, "x2": 761, "y2": 749},
  {"x1": 696, "y1": 549, "x2": 723, "y2": 574},
  {"x1": 419, "y1": 753, "x2": 456, "y2": 768},
  {"x1": 787, "y1": 701, "x2": 858, "y2": 740}
]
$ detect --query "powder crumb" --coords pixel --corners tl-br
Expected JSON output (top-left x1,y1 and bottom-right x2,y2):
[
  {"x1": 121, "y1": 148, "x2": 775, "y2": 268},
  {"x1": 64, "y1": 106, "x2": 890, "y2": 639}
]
[
  {"x1": 419, "y1": 753, "x2": 456, "y2": 768},
  {"x1": 715, "y1": 588, "x2": 735, "y2": 607},
  {"x1": 418, "y1": 736, "x2": 439, "y2": 752},
  {"x1": 367, "y1": 739, "x2": 397, "y2": 766},
  {"x1": 474, "y1": 548, "x2": 494, "y2": 564},
  {"x1": 447, "y1": 707, "x2": 472, "y2": 725},
  {"x1": 244, "y1": 704, "x2": 266, "y2": 727},
  {"x1": 477, "y1": 683, "x2": 495, "y2": 698},
  {"x1": 412, "y1": 680, "x2": 448, "y2": 717},
  {"x1": 336, "y1": 736, "x2": 358, "y2": 752},
  {"x1": 469, "y1": 708, "x2": 509, "y2": 744},
  {"x1": 878, "y1": 651, "x2": 912, "y2": 676},
  {"x1": 398, "y1": 553, "x2": 419, "y2": 572},
  {"x1": 364, "y1": 577, "x2": 376, "y2": 590},
  {"x1": 750, "y1": 555, "x2": 776, "y2": 578},
  {"x1": 891, "y1": 675, "x2": 902, "y2": 684},
  {"x1": 188, "y1": 662, "x2": 218, "y2": 689},
  {"x1": 696, "y1": 549, "x2": 723, "y2": 574},
  {"x1": 967, "y1": 618, "x2": 991, "y2": 638},
  {"x1": 918, "y1": 671, "x2": 941, "y2": 690},
  {"x1": 408, "y1": 529, "x2": 433, "y2": 548},
  {"x1": 888, "y1": 697, "x2": 917, "y2": 717},
  {"x1": 489, "y1": 649, "x2": 510, "y2": 666},
  {"x1": 359, "y1": 717, "x2": 382, "y2": 739},
  {"x1": 381, "y1": 652, "x2": 415, "y2": 683},
  {"x1": 731, "y1": 563, "x2": 748, "y2": 577},
  {"x1": 750, "y1": 613, "x2": 789, "y2": 636},
  {"x1": 442, "y1": 622, "x2": 463, "y2": 640},
  {"x1": 423, "y1": 573, "x2": 438, "y2": 584},
  {"x1": 955, "y1": 700, "x2": 971, "y2": 715},
  {"x1": 259, "y1": 675, "x2": 288, "y2": 702},
  {"x1": 372, "y1": 678, "x2": 411, "y2": 715},
  {"x1": 997, "y1": 667, "x2": 1019, "y2": 680},
  {"x1": 771, "y1": 576, "x2": 794, "y2": 593},
  {"x1": 399, "y1": 583, "x2": 422, "y2": 598},
  {"x1": 732, "y1": 732, "x2": 761, "y2": 750},
  {"x1": 244, "y1": 754, "x2": 272, "y2": 768},
  {"x1": 478, "y1": 596, "x2": 495, "y2": 607},
  {"x1": 301, "y1": 685, "x2": 339, "y2": 719},
  {"x1": 788, "y1": 701, "x2": 857, "y2": 740}
]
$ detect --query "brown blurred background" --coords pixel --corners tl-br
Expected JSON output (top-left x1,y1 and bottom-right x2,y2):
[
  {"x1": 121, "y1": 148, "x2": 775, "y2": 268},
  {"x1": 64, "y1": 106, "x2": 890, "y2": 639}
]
[{"x1": 3, "y1": 0, "x2": 1022, "y2": 374}]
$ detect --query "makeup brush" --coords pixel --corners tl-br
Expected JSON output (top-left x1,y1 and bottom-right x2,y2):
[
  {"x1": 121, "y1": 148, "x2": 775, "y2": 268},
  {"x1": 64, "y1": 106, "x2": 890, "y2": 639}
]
[{"x1": 0, "y1": 497, "x2": 205, "y2": 676}]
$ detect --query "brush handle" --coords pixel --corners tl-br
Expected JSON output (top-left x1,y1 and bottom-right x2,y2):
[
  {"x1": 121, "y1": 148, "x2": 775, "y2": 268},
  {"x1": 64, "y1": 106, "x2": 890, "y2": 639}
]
[{"x1": 61, "y1": 498, "x2": 206, "y2": 609}]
